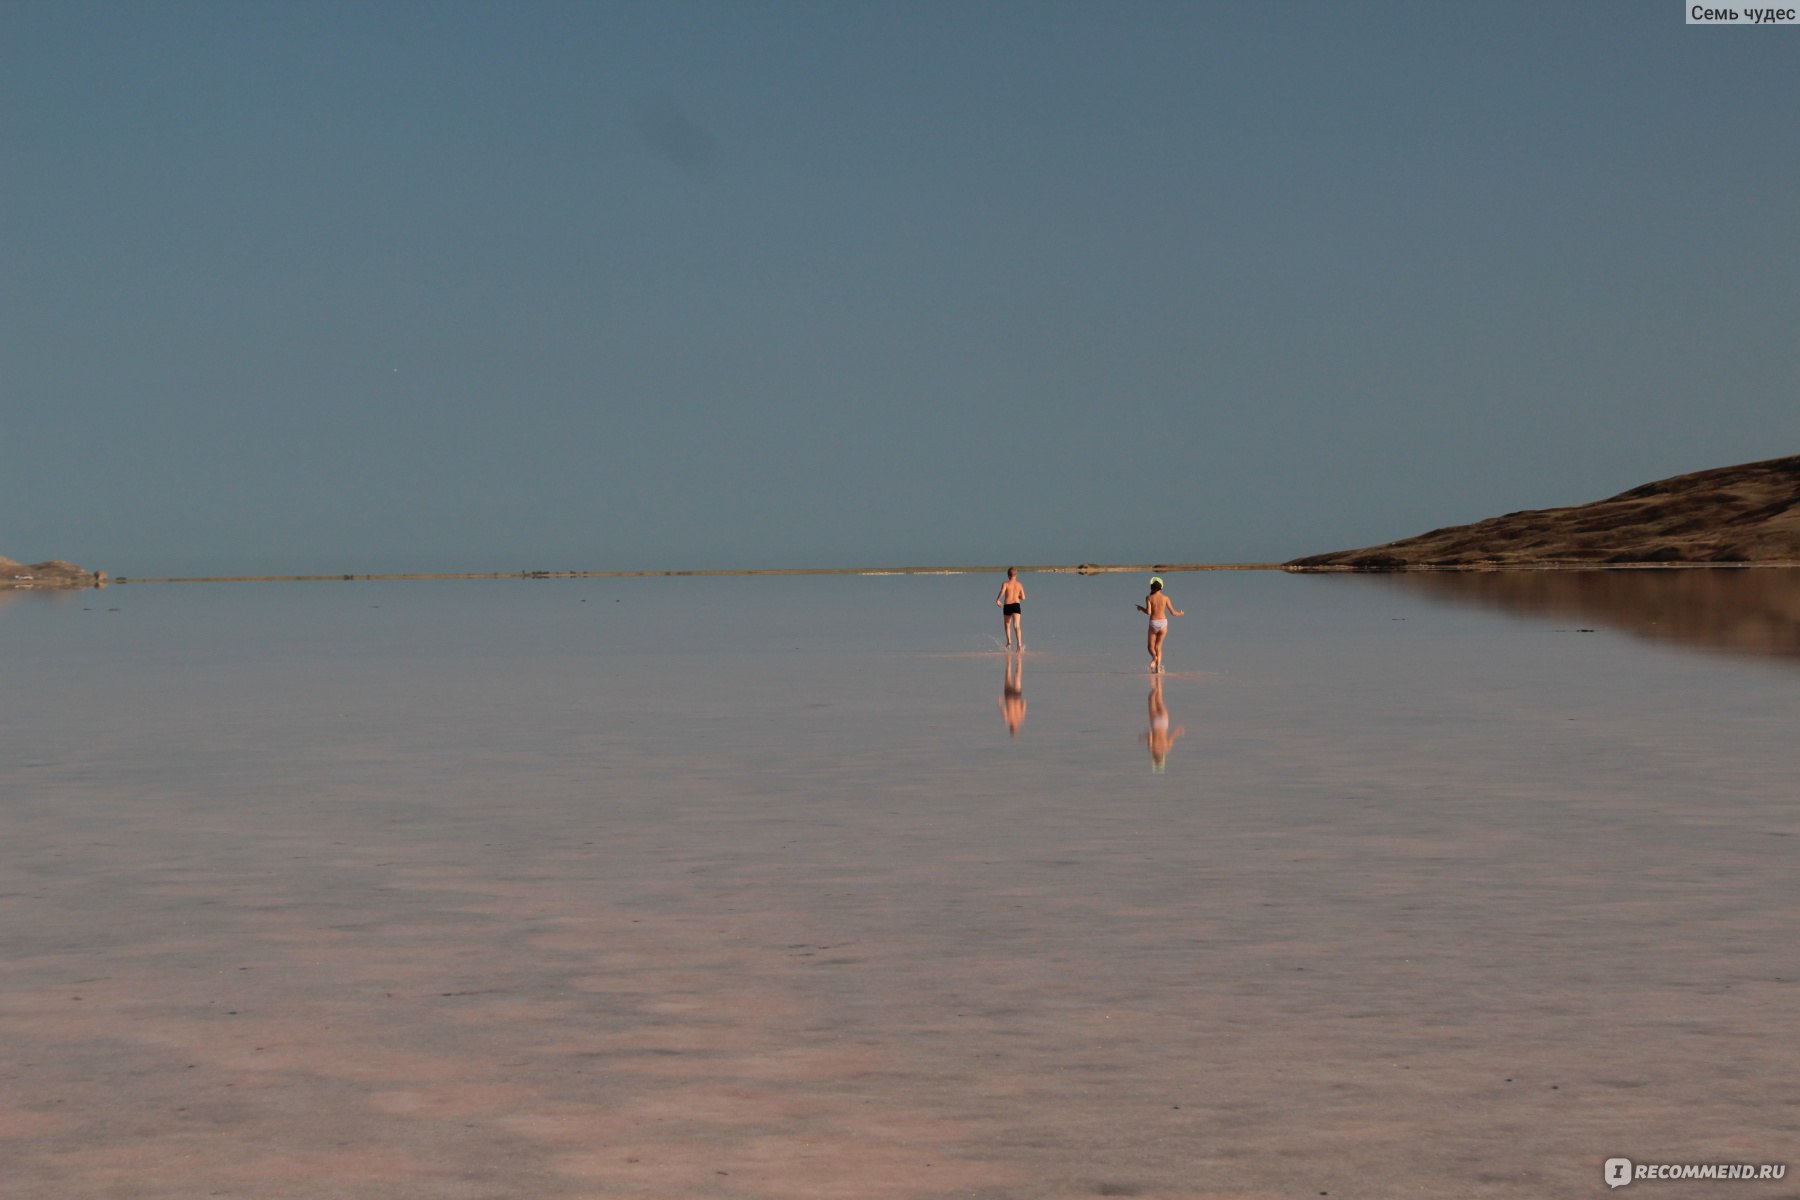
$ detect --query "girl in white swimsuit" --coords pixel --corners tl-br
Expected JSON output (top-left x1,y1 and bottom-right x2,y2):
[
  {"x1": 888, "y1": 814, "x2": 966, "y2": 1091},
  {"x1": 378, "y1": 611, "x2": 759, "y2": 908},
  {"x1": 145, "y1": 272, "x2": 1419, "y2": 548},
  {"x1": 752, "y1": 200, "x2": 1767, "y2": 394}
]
[{"x1": 1135, "y1": 576, "x2": 1184, "y2": 673}]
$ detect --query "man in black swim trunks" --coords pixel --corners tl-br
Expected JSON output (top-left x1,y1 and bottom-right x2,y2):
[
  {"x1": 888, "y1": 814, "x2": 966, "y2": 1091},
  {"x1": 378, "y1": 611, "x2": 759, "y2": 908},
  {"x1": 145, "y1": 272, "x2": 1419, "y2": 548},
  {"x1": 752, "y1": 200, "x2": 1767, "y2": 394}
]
[{"x1": 996, "y1": 567, "x2": 1025, "y2": 651}]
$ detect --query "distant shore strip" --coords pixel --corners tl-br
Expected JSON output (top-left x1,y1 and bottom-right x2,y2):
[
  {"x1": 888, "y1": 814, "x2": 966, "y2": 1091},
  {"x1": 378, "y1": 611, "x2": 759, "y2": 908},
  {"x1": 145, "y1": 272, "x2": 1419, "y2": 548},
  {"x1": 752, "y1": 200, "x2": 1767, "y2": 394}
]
[
  {"x1": 113, "y1": 564, "x2": 1282, "y2": 584},
  {"x1": 107, "y1": 560, "x2": 1800, "y2": 585}
]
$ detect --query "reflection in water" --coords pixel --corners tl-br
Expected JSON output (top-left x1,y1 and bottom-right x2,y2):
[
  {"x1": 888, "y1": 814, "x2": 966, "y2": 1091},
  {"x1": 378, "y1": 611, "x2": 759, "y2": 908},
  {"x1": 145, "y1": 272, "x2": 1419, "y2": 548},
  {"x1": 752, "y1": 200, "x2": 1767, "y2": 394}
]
[
  {"x1": 0, "y1": 587, "x2": 88, "y2": 615},
  {"x1": 1389, "y1": 567, "x2": 1800, "y2": 663},
  {"x1": 998, "y1": 653, "x2": 1026, "y2": 736},
  {"x1": 3, "y1": 574, "x2": 1797, "y2": 1198},
  {"x1": 1142, "y1": 674, "x2": 1185, "y2": 771}
]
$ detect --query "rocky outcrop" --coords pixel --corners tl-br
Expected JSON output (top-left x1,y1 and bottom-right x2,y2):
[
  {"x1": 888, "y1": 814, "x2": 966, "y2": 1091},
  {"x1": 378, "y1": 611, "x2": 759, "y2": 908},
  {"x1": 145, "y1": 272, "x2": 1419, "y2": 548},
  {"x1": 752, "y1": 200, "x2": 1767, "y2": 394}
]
[
  {"x1": 1288, "y1": 455, "x2": 1800, "y2": 570},
  {"x1": 0, "y1": 556, "x2": 106, "y2": 589}
]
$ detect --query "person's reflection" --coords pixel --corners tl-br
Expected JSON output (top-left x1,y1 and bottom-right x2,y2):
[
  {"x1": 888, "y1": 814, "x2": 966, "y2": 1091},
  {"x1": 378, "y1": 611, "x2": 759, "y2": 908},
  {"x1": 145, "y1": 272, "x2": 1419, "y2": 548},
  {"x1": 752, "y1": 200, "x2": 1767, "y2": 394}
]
[
  {"x1": 1142, "y1": 675, "x2": 1185, "y2": 771},
  {"x1": 998, "y1": 653, "x2": 1027, "y2": 736}
]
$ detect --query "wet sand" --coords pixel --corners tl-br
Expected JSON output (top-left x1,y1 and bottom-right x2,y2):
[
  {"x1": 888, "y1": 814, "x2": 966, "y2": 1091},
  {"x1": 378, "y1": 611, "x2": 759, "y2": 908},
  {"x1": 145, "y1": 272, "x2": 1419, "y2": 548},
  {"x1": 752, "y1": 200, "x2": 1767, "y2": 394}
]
[{"x1": 2, "y1": 573, "x2": 1796, "y2": 1198}]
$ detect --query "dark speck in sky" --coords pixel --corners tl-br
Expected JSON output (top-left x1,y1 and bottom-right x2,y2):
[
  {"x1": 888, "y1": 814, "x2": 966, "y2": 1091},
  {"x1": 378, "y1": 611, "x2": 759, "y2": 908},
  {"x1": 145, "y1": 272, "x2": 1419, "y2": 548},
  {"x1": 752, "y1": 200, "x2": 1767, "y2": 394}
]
[{"x1": 634, "y1": 102, "x2": 718, "y2": 170}]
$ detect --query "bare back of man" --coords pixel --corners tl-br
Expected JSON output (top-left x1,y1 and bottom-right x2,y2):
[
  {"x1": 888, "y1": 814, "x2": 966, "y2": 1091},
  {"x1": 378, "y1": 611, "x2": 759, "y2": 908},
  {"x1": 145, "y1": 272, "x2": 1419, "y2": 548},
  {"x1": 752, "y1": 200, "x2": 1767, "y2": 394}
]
[{"x1": 996, "y1": 568, "x2": 1026, "y2": 651}]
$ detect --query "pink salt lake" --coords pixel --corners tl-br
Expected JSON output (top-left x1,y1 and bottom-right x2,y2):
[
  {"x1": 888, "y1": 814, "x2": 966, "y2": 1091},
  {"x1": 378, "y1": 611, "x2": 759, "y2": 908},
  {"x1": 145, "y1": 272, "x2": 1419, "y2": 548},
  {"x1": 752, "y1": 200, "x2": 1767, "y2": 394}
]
[{"x1": 2, "y1": 570, "x2": 1796, "y2": 1199}]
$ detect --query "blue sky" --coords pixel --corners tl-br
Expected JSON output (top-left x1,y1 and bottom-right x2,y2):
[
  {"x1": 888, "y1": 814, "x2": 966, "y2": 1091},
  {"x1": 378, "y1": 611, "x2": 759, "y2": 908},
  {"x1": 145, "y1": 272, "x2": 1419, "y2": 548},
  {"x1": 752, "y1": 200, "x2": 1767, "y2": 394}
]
[{"x1": 4, "y1": 1, "x2": 1796, "y2": 575}]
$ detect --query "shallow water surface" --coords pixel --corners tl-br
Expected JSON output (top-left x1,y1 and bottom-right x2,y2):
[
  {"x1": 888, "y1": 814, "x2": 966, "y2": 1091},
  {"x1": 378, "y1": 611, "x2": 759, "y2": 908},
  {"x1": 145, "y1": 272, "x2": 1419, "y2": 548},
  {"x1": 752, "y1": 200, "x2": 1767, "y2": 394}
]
[{"x1": 2, "y1": 571, "x2": 1796, "y2": 1198}]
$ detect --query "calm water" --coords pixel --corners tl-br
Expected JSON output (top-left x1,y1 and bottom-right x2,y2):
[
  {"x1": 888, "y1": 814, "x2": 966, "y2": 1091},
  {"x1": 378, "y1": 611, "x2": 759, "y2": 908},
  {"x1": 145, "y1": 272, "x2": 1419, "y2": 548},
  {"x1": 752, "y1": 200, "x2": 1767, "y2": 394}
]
[{"x1": 2, "y1": 571, "x2": 1796, "y2": 1199}]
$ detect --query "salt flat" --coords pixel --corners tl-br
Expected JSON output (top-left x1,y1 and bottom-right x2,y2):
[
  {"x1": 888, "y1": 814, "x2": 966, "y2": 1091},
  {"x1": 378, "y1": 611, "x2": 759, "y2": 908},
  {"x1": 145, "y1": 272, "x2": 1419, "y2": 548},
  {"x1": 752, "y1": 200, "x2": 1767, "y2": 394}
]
[{"x1": 2, "y1": 571, "x2": 1795, "y2": 1199}]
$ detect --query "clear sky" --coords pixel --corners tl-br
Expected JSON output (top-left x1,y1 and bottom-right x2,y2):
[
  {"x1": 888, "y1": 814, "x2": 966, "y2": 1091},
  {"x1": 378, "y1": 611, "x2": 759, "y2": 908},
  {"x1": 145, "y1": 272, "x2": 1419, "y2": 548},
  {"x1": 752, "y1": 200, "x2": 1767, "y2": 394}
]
[{"x1": 4, "y1": 1, "x2": 1796, "y2": 575}]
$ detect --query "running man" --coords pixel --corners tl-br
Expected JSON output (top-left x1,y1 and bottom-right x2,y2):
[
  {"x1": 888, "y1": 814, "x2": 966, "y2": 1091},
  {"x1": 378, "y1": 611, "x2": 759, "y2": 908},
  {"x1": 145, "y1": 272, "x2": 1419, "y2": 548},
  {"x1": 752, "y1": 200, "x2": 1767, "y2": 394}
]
[
  {"x1": 996, "y1": 568, "x2": 1025, "y2": 651},
  {"x1": 1136, "y1": 575, "x2": 1183, "y2": 673}
]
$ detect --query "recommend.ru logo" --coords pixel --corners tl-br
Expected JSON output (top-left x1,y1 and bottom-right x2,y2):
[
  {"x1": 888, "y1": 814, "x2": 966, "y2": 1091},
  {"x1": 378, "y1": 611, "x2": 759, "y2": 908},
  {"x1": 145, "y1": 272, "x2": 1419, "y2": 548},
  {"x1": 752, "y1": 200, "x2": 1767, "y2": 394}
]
[{"x1": 1604, "y1": 1156, "x2": 1788, "y2": 1186}]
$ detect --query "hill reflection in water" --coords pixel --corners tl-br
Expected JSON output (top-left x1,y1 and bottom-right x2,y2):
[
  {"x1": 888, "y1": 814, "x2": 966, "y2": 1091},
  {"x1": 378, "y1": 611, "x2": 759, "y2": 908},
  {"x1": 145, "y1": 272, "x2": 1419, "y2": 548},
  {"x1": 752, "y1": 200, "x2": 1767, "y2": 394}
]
[{"x1": 1388, "y1": 566, "x2": 1800, "y2": 663}]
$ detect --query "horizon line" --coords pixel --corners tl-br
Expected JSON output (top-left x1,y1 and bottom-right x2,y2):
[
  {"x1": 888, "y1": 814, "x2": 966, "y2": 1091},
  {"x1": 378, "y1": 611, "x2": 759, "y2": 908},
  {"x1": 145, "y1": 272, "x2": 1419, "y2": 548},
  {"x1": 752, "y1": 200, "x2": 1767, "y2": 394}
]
[{"x1": 111, "y1": 562, "x2": 1287, "y2": 585}]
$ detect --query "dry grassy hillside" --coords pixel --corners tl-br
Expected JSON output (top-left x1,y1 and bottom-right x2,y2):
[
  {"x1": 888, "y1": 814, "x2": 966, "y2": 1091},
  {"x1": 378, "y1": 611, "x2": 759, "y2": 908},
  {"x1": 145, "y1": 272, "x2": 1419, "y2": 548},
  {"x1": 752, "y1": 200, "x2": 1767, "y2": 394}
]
[
  {"x1": 0, "y1": 556, "x2": 105, "y2": 588},
  {"x1": 1289, "y1": 455, "x2": 1800, "y2": 570}
]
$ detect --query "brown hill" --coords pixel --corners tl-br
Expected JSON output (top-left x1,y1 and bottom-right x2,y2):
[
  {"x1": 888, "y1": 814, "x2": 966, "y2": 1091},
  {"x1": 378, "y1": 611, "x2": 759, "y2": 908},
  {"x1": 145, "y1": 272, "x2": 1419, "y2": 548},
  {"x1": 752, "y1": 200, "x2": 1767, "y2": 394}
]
[
  {"x1": 1288, "y1": 455, "x2": 1800, "y2": 570},
  {"x1": 0, "y1": 556, "x2": 106, "y2": 589}
]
